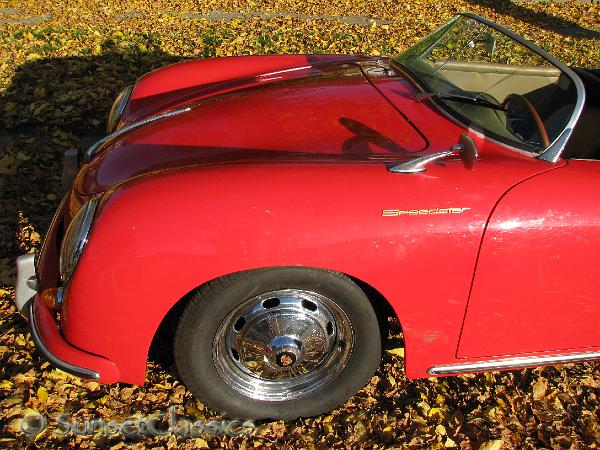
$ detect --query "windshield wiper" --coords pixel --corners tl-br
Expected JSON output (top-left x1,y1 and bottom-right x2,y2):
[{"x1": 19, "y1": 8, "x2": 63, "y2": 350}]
[{"x1": 414, "y1": 92, "x2": 506, "y2": 111}]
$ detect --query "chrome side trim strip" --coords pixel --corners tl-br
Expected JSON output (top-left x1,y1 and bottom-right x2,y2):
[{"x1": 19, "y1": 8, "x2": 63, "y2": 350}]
[
  {"x1": 83, "y1": 106, "x2": 192, "y2": 162},
  {"x1": 28, "y1": 301, "x2": 100, "y2": 380},
  {"x1": 428, "y1": 350, "x2": 600, "y2": 375}
]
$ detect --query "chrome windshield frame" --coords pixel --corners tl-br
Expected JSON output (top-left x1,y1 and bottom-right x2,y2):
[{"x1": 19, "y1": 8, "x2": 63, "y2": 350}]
[{"x1": 394, "y1": 13, "x2": 586, "y2": 163}]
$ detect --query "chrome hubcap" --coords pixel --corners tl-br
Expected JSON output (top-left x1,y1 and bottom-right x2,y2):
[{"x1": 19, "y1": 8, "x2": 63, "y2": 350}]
[{"x1": 213, "y1": 289, "x2": 354, "y2": 401}]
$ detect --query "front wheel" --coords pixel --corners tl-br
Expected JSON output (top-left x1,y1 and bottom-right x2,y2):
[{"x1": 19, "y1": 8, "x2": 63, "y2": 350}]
[{"x1": 174, "y1": 267, "x2": 382, "y2": 419}]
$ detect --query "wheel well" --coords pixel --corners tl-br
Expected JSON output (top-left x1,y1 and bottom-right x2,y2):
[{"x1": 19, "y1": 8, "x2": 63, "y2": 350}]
[
  {"x1": 346, "y1": 275, "x2": 402, "y2": 352},
  {"x1": 148, "y1": 268, "x2": 403, "y2": 367}
]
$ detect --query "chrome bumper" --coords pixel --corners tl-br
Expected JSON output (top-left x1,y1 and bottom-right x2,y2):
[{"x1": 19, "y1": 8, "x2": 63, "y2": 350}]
[
  {"x1": 17, "y1": 253, "x2": 100, "y2": 379},
  {"x1": 15, "y1": 253, "x2": 38, "y2": 314},
  {"x1": 28, "y1": 300, "x2": 100, "y2": 379}
]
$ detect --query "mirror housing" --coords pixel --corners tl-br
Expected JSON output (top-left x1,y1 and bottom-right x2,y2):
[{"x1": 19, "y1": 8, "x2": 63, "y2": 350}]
[
  {"x1": 388, "y1": 133, "x2": 478, "y2": 173},
  {"x1": 459, "y1": 133, "x2": 478, "y2": 170},
  {"x1": 482, "y1": 32, "x2": 497, "y2": 57}
]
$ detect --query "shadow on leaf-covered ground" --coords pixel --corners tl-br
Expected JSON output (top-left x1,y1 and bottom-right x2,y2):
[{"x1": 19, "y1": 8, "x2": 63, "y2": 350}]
[
  {"x1": 466, "y1": 0, "x2": 600, "y2": 39},
  {"x1": 0, "y1": 41, "x2": 186, "y2": 260}
]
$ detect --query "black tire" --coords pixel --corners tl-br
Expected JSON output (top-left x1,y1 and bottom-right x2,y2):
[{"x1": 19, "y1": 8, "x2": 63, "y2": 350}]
[{"x1": 174, "y1": 267, "x2": 381, "y2": 420}]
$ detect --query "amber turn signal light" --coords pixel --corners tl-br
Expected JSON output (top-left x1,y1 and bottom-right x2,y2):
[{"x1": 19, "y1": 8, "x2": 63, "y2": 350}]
[{"x1": 40, "y1": 288, "x2": 59, "y2": 310}]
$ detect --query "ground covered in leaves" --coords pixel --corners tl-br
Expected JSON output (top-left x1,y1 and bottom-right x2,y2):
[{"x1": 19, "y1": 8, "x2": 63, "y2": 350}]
[{"x1": 0, "y1": 0, "x2": 599, "y2": 448}]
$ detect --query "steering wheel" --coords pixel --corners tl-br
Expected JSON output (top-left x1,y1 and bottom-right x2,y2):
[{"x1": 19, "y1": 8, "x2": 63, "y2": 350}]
[{"x1": 502, "y1": 93, "x2": 550, "y2": 148}]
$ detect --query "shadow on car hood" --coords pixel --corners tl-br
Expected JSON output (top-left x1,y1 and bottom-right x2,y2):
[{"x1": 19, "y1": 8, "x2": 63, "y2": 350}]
[{"x1": 76, "y1": 62, "x2": 429, "y2": 195}]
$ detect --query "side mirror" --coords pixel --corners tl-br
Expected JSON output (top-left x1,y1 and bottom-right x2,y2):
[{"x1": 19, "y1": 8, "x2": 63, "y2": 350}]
[
  {"x1": 388, "y1": 133, "x2": 478, "y2": 173},
  {"x1": 459, "y1": 133, "x2": 478, "y2": 170},
  {"x1": 482, "y1": 32, "x2": 497, "y2": 58},
  {"x1": 467, "y1": 32, "x2": 496, "y2": 58}
]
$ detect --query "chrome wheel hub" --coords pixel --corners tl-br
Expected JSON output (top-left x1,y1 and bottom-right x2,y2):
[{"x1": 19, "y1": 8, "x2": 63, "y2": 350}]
[
  {"x1": 268, "y1": 335, "x2": 303, "y2": 368},
  {"x1": 213, "y1": 289, "x2": 354, "y2": 401}
]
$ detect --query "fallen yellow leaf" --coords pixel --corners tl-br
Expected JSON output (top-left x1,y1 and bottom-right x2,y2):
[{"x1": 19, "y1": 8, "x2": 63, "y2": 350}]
[
  {"x1": 479, "y1": 440, "x2": 504, "y2": 450},
  {"x1": 532, "y1": 378, "x2": 548, "y2": 401},
  {"x1": 386, "y1": 348, "x2": 405, "y2": 357},
  {"x1": 37, "y1": 386, "x2": 48, "y2": 403}
]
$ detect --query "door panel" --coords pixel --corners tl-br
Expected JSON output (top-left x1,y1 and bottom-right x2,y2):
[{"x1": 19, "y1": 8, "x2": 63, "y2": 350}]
[{"x1": 459, "y1": 159, "x2": 600, "y2": 358}]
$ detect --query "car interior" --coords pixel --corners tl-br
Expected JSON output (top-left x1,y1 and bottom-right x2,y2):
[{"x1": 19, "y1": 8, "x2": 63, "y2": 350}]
[
  {"x1": 561, "y1": 68, "x2": 600, "y2": 160},
  {"x1": 405, "y1": 58, "x2": 600, "y2": 160},
  {"x1": 428, "y1": 59, "x2": 567, "y2": 146},
  {"x1": 396, "y1": 15, "x2": 600, "y2": 160}
]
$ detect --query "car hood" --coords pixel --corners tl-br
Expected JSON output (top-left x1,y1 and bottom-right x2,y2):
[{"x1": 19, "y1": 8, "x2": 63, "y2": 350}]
[{"x1": 76, "y1": 60, "x2": 429, "y2": 195}]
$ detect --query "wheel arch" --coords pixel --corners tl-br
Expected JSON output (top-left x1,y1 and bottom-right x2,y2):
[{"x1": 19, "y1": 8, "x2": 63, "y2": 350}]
[{"x1": 149, "y1": 266, "x2": 404, "y2": 370}]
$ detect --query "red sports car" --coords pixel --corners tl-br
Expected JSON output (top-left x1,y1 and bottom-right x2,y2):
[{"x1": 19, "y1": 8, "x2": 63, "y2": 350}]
[{"x1": 15, "y1": 13, "x2": 600, "y2": 419}]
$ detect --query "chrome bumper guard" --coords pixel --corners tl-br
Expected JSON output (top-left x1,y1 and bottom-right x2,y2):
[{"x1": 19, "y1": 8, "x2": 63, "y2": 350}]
[
  {"x1": 15, "y1": 253, "x2": 38, "y2": 315},
  {"x1": 61, "y1": 148, "x2": 80, "y2": 192}
]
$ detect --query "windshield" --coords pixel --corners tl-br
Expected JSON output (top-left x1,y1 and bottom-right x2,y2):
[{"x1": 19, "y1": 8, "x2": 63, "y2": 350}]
[{"x1": 395, "y1": 15, "x2": 579, "y2": 153}]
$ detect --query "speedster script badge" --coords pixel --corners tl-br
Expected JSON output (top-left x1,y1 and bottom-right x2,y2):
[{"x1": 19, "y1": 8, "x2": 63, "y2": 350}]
[{"x1": 382, "y1": 208, "x2": 471, "y2": 216}]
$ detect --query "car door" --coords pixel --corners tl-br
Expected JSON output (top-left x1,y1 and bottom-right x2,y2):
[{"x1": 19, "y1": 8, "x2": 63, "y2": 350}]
[{"x1": 458, "y1": 158, "x2": 600, "y2": 358}]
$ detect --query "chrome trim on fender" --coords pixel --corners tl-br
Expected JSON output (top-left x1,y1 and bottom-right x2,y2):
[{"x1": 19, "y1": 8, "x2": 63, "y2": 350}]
[
  {"x1": 83, "y1": 106, "x2": 192, "y2": 162},
  {"x1": 59, "y1": 197, "x2": 99, "y2": 283},
  {"x1": 428, "y1": 350, "x2": 600, "y2": 375},
  {"x1": 259, "y1": 65, "x2": 313, "y2": 78},
  {"x1": 28, "y1": 301, "x2": 100, "y2": 379},
  {"x1": 107, "y1": 85, "x2": 134, "y2": 133}
]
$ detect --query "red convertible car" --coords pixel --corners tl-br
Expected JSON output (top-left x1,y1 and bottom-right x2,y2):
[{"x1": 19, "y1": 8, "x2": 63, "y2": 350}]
[{"x1": 15, "y1": 13, "x2": 600, "y2": 419}]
